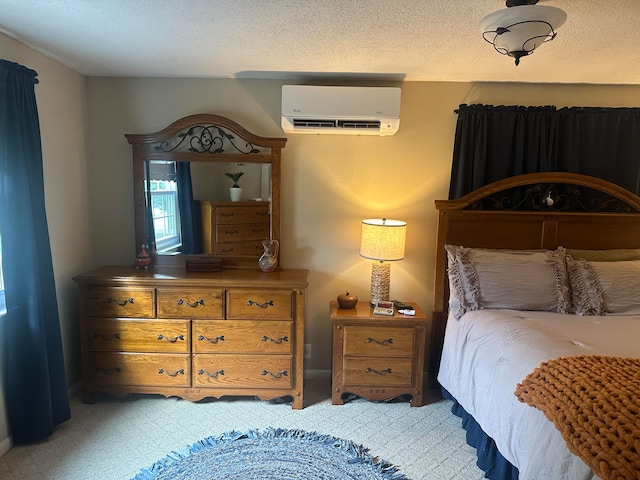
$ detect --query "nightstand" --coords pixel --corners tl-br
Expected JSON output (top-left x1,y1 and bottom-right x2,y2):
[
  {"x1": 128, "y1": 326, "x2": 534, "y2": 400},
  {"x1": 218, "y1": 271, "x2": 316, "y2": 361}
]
[{"x1": 330, "y1": 300, "x2": 429, "y2": 407}]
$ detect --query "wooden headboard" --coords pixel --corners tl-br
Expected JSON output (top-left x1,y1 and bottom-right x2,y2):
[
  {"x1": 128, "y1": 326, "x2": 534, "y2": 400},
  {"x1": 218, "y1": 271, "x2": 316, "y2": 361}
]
[{"x1": 429, "y1": 172, "x2": 640, "y2": 386}]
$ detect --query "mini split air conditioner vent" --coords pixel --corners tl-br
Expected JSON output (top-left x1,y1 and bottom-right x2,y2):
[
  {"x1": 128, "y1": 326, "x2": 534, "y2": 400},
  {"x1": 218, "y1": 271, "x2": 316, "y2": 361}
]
[
  {"x1": 292, "y1": 119, "x2": 381, "y2": 130},
  {"x1": 281, "y1": 85, "x2": 400, "y2": 136}
]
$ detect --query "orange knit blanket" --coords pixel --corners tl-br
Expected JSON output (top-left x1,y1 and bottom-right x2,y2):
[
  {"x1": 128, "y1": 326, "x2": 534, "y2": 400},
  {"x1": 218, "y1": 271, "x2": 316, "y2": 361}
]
[{"x1": 514, "y1": 355, "x2": 640, "y2": 480}]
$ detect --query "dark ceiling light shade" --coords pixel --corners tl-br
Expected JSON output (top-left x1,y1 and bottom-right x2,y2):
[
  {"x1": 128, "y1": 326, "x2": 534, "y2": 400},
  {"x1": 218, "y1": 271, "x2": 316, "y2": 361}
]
[{"x1": 480, "y1": 0, "x2": 567, "y2": 66}]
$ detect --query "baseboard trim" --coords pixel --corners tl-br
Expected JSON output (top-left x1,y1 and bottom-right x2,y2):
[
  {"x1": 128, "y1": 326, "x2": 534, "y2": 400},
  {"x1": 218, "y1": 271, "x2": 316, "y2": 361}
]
[
  {"x1": 68, "y1": 381, "x2": 82, "y2": 399},
  {"x1": 0, "y1": 435, "x2": 11, "y2": 457}
]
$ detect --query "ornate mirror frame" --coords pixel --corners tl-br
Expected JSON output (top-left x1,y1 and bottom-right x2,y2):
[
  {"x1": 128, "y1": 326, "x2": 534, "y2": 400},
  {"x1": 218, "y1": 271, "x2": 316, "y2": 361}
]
[{"x1": 125, "y1": 113, "x2": 287, "y2": 268}]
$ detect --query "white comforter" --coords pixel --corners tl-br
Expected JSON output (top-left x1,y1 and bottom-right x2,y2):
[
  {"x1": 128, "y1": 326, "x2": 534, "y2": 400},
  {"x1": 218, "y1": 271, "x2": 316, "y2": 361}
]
[{"x1": 437, "y1": 309, "x2": 640, "y2": 480}]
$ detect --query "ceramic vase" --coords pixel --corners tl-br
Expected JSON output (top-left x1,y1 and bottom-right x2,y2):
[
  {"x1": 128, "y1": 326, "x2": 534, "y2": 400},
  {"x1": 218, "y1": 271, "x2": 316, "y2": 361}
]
[
  {"x1": 258, "y1": 239, "x2": 279, "y2": 272},
  {"x1": 229, "y1": 187, "x2": 243, "y2": 202}
]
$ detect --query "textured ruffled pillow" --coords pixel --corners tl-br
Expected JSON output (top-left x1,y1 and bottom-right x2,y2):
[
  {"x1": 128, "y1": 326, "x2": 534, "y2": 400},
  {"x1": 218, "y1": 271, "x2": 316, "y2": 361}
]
[
  {"x1": 445, "y1": 245, "x2": 571, "y2": 320},
  {"x1": 566, "y1": 257, "x2": 640, "y2": 315}
]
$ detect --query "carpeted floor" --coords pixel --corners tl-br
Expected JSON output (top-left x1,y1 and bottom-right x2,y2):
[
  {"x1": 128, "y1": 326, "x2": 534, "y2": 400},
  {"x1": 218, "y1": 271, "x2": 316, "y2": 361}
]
[{"x1": 0, "y1": 374, "x2": 485, "y2": 480}]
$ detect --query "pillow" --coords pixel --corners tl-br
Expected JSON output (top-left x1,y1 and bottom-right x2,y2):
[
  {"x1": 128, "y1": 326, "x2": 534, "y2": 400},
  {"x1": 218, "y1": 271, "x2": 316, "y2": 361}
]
[
  {"x1": 566, "y1": 248, "x2": 640, "y2": 262},
  {"x1": 566, "y1": 257, "x2": 640, "y2": 315},
  {"x1": 445, "y1": 245, "x2": 571, "y2": 320}
]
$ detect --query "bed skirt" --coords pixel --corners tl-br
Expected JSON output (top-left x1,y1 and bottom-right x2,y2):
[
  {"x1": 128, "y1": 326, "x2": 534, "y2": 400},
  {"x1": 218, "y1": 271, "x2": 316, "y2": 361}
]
[{"x1": 442, "y1": 388, "x2": 519, "y2": 480}]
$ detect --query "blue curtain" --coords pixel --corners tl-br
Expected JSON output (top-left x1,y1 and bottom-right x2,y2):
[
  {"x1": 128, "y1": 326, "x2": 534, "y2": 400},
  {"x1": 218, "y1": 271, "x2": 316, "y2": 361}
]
[
  {"x1": 0, "y1": 59, "x2": 70, "y2": 444},
  {"x1": 176, "y1": 162, "x2": 201, "y2": 254}
]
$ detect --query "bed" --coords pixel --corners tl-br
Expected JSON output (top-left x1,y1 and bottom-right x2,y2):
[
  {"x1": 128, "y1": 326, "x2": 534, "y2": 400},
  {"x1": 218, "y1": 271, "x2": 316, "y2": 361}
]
[{"x1": 430, "y1": 172, "x2": 640, "y2": 480}]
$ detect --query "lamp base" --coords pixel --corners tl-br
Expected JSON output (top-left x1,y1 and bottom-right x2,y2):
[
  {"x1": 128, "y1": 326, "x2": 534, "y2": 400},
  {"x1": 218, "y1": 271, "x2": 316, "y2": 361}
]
[{"x1": 369, "y1": 261, "x2": 391, "y2": 305}]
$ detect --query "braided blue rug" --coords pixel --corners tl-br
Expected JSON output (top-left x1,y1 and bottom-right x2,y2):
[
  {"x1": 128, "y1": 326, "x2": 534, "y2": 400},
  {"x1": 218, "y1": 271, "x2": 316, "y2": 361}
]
[{"x1": 132, "y1": 427, "x2": 408, "y2": 480}]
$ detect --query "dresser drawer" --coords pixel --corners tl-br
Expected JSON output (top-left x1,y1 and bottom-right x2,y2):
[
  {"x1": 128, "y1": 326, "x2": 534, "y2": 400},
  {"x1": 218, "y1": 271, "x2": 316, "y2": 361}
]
[
  {"x1": 193, "y1": 354, "x2": 292, "y2": 388},
  {"x1": 216, "y1": 223, "x2": 270, "y2": 243},
  {"x1": 244, "y1": 223, "x2": 270, "y2": 241},
  {"x1": 216, "y1": 224, "x2": 244, "y2": 242},
  {"x1": 216, "y1": 206, "x2": 269, "y2": 225},
  {"x1": 90, "y1": 319, "x2": 190, "y2": 353},
  {"x1": 343, "y1": 326, "x2": 415, "y2": 357},
  {"x1": 215, "y1": 241, "x2": 265, "y2": 256},
  {"x1": 227, "y1": 290, "x2": 293, "y2": 320},
  {"x1": 157, "y1": 288, "x2": 224, "y2": 319},
  {"x1": 342, "y1": 357, "x2": 413, "y2": 387},
  {"x1": 88, "y1": 287, "x2": 155, "y2": 318},
  {"x1": 193, "y1": 320, "x2": 293, "y2": 354},
  {"x1": 90, "y1": 352, "x2": 190, "y2": 387}
]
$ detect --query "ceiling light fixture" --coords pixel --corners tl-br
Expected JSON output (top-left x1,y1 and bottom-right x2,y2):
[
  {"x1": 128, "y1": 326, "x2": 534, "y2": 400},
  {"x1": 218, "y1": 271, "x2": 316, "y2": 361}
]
[{"x1": 480, "y1": 0, "x2": 567, "y2": 66}]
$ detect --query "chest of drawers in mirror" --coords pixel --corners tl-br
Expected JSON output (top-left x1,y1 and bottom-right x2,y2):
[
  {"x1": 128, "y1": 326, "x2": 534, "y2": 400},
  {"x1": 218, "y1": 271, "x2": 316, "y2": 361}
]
[
  {"x1": 74, "y1": 266, "x2": 309, "y2": 409},
  {"x1": 200, "y1": 201, "x2": 270, "y2": 256}
]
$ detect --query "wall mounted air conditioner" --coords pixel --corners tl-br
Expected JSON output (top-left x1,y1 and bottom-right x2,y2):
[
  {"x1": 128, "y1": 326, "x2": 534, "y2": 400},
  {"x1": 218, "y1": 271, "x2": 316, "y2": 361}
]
[{"x1": 281, "y1": 85, "x2": 401, "y2": 136}]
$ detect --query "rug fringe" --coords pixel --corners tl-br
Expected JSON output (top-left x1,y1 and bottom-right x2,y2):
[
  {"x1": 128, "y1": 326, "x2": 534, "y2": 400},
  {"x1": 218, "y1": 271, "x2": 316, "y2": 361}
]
[{"x1": 132, "y1": 427, "x2": 409, "y2": 480}]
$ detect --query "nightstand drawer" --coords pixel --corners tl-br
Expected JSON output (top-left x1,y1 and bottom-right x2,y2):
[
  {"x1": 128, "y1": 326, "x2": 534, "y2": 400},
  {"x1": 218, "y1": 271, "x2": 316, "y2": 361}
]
[
  {"x1": 343, "y1": 326, "x2": 415, "y2": 357},
  {"x1": 227, "y1": 290, "x2": 292, "y2": 319},
  {"x1": 193, "y1": 320, "x2": 293, "y2": 354},
  {"x1": 343, "y1": 357, "x2": 413, "y2": 387},
  {"x1": 193, "y1": 354, "x2": 292, "y2": 388},
  {"x1": 90, "y1": 319, "x2": 190, "y2": 353},
  {"x1": 88, "y1": 287, "x2": 155, "y2": 318},
  {"x1": 157, "y1": 288, "x2": 224, "y2": 319}
]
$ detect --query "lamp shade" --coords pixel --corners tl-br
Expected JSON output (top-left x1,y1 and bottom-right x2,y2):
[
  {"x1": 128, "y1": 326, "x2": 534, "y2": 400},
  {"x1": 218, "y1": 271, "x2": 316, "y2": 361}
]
[
  {"x1": 480, "y1": 5, "x2": 567, "y2": 65},
  {"x1": 360, "y1": 218, "x2": 407, "y2": 261}
]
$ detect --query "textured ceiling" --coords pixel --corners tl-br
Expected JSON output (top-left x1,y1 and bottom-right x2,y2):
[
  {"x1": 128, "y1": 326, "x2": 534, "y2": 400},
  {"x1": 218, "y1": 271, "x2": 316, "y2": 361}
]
[{"x1": 1, "y1": 0, "x2": 639, "y2": 85}]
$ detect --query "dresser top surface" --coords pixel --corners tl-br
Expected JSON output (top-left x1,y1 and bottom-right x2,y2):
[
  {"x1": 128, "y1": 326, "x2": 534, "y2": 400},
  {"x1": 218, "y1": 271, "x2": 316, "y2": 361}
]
[{"x1": 73, "y1": 266, "x2": 309, "y2": 287}]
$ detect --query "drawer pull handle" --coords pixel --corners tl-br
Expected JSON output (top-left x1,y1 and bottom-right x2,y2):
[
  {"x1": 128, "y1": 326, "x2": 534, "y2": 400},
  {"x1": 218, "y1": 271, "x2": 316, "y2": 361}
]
[
  {"x1": 365, "y1": 367, "x2": 392, "y2": 375},
  {"x1": 256, "y1": 212, "x2": 268, "y2": 217},
  {"x1": 262, "y1": 335, "x2": 288, "y2": 344},
  {"x1": 157, "y1": 334, "x2": 185, "y2": 343},
  {"x1": 247, "y1": 300, "x2": 274, "y2": 308},
  {"x1": 221, "y1": 212, "x2": 235, "y2": 218},
  {"x1": 177, "y1": 298, "x2": 205, "y2": 308},
  {"x1": 198, "y1": 334, "x2": 225, "y2": 344},
  {"x1": 220, "y1": 248, "x2": 234, "y2": 254},
  {"x1": 94, "y1": 333, "x2": 120, "y2": 341},
  {"x1": 96, "y1": 367, "x2": 121, "y2": 375},
  {"x1": 252, "y1": 228, "x2": 265, "y2": 233},
  {"x1": 261, "y1": 369, "x2": 288, "y2": 378},
  {"x1": 198, "y1": 369, "x2": 225, "y2": 378},
  {"x1": 224, "y1": 229, "x2": 239, "y2": 235},
  {"x1": 366, "y1": 337, "x2": 393, "y2": 345},
  {"x1": 107, "y1": 297, "x2": 134, "y2": 306},
  {"x1": 158, "y1": 368, "x2": 185, "y2": 377}
]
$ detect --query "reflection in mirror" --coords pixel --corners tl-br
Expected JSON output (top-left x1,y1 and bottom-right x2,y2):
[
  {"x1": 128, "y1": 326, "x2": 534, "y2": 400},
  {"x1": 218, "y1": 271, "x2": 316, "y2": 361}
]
[
  {"x1": 145, "y1": 160, "x2": 272, "y2": 254},
  {"x1": 126, "y1": 114, "x2": 286, "y2": 268}
]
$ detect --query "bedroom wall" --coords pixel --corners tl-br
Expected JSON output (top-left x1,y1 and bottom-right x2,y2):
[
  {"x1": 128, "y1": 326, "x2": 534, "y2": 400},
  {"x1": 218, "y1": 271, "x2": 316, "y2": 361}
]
[
  {"x1": 0, "y1": 33, "x2": 639, "y2": 452},
  {"x1": 0, "y1": 33, "x2": 91, "y2": 452},
  {"x1": 85, "y1": 77, "x2": 640, "y2": 377}
]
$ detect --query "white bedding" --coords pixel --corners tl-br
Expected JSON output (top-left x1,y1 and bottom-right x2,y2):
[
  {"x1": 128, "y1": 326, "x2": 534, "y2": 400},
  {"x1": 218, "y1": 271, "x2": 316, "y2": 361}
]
[{"x1": 437, "y1": 309, "x2": 640, "y2": 480}]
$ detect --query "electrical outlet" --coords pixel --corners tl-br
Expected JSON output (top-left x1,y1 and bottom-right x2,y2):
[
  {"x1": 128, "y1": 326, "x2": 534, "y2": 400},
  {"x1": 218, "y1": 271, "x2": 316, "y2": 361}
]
[{"x1": 304, "y1": 344, "x2": 311, "y2": 359}]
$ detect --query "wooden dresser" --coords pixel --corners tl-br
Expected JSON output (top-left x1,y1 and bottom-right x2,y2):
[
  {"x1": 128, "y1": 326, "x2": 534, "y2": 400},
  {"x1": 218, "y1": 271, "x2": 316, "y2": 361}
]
[
  {"x1": 200, "y1": 201, "x2": 270, "y2": 256},
  {"x1": 73, "y1": 266, "x2": 309, "y2": 409}
]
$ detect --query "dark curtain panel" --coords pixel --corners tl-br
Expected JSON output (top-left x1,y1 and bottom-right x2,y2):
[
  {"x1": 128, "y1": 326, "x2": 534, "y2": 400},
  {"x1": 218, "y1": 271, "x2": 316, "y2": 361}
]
[
  {"x1": 0, "y1": 60, "x2": 70, "y2": 444},
  {"x1": 176, "y1": 162, "x2": 201, "y2": 254},
  {"x1": 449, "y1": 104, "x2": 640, "y2": 198},
  {"x1": 144, "y1": 160, "x2": 156, "y2": 250},
  {"x1": 555, "y1": 107, "x2": 640, "y2": 194}
]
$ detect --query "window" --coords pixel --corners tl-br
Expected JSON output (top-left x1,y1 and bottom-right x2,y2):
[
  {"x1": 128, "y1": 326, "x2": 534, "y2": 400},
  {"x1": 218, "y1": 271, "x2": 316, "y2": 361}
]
[{"x1": 147, "y1": 161, "x2": 182, "y2": 252}]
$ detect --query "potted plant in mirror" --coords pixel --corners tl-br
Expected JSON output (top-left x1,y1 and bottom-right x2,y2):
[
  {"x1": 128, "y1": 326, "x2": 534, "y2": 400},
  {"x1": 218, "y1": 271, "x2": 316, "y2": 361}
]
[{"x1": 225, "y1": 171, "x2": 244, "y2": 202}]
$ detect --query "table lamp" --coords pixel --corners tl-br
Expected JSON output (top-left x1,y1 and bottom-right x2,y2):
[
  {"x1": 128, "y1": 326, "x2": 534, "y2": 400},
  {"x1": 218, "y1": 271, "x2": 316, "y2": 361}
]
[{"x1": 359, "y1": 218, "x2": 407, "y2": 305}]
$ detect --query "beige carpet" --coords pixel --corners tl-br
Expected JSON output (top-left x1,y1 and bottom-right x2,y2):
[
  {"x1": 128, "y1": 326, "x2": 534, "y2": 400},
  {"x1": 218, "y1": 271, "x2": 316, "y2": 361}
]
[{"x1": 0, "y1": 374, "x2": 485, "y2": 480}]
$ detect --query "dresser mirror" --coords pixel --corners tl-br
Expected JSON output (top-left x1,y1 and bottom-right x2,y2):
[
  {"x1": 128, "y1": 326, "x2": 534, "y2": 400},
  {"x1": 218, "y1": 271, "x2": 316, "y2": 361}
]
[{"x1": 126, "y1": 114, "x2": 287, "y2": 268}]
